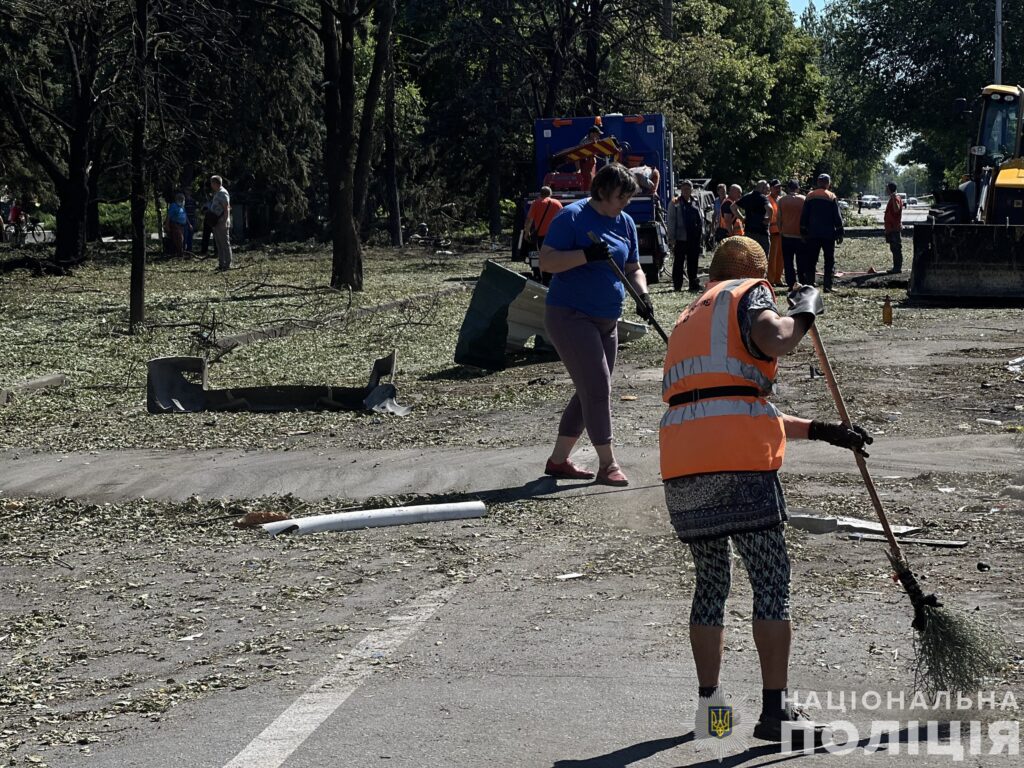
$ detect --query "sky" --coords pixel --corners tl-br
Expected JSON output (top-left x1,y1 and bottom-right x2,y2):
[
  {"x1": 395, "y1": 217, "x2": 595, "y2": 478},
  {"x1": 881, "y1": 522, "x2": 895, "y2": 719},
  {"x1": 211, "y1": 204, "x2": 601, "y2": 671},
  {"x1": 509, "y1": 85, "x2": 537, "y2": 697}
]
[{"x1": 788, "y1": 0, "x2": 813, "y2": 18}]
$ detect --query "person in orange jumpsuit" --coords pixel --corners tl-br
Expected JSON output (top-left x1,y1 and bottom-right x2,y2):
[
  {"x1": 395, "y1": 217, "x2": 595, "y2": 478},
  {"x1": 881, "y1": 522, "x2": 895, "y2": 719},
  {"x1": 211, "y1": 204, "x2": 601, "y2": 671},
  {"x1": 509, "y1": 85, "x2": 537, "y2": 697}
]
[{"x1": 767, "y1": 179, "x2": 784, "y2": 285}]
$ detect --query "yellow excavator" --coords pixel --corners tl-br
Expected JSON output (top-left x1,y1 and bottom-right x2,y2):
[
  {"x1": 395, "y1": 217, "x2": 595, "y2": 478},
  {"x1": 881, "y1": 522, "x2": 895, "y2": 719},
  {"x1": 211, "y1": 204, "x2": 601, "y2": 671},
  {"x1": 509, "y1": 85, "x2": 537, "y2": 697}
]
[{"x1": 909, "y1": 83, "x2": 1024, "y2": 300}]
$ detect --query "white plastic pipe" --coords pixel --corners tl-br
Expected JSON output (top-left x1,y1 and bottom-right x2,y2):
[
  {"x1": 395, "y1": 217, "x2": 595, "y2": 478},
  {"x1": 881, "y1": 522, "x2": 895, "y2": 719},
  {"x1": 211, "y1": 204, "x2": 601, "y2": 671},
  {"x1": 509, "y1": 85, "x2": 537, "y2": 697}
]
[{"x1": 262, "y1": 501, "x2": 487, "y2": 537}]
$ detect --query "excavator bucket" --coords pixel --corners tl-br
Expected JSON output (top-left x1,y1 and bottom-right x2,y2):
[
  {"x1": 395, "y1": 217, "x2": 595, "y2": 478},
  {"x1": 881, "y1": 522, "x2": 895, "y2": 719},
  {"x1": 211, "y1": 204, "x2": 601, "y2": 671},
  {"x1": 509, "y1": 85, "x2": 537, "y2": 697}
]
[{"x1": 909, "y1": 223, "x2": 1024, "y2": 301}]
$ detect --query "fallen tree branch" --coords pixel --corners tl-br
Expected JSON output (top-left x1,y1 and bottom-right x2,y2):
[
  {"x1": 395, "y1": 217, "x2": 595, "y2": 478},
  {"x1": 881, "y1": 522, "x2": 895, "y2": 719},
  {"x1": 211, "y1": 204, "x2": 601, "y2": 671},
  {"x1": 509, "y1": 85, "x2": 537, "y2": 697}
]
[
  {"x1": 0, "y1": 373, "x2": 66, "y2": 406},
  {"x1": 211, "y1": 283, "x2": 469, "y2": 355},
  {"x1": 0, "y1": 255, "x2": 73, "y2": 276},
  {"x1": 144, "y1": 321, "x2": 213, "y2": 330},
  {"x1": 229, "y1": 280, "x2": 343, "y2": 296}
]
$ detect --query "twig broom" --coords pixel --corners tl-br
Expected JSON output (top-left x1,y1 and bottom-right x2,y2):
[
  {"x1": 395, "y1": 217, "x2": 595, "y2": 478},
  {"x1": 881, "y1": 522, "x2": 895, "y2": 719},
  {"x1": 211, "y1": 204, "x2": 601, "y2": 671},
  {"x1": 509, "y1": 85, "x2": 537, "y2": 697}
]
[{"x1": 808, "y1": 324, "x2": 1005, "y2": 694}]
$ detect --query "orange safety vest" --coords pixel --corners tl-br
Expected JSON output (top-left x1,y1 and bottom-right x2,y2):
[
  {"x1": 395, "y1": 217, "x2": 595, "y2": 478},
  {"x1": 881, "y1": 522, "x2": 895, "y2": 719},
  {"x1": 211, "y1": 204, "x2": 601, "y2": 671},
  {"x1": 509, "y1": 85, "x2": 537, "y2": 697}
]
[
  {"x1": 720, "y1": 200, "x2": 745, "y2": 236},
  {"x1": 768, "y1": 195, "x2": 780, "y2": 234},
  {"x1": 659, "y1": 278, "x2": 785, "y2": 481}
]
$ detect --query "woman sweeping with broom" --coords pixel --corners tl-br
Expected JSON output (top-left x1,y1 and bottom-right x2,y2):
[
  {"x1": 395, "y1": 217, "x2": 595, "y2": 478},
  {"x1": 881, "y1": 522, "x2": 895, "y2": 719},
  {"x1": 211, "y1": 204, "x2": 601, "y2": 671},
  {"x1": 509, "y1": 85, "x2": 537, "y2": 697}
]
[
  {"x1": 662, "y1": 236, "x2": 1006, "y2": 751},
  {"x1": 538, "y1": 163, "x2": 654, "y2": 486},
  {"x1": 658, "y1": 236, "x2": 873, "y2": 742}
]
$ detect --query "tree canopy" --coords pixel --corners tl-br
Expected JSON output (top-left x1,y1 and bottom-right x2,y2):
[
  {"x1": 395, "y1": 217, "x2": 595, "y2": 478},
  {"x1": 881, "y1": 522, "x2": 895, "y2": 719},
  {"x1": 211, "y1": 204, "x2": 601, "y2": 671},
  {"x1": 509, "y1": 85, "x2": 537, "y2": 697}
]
[
  {"x1": 3, "y1": 0, "x2": 1005, "y2": 282},
  {"x1": 814, "y1": 0, "x2": 1022, "y2": 190}
]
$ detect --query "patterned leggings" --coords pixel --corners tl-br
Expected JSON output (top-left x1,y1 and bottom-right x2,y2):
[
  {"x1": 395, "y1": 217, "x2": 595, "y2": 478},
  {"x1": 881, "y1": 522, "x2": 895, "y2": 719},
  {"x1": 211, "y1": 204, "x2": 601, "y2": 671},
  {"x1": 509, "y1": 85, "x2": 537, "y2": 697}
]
[{"x1": 687, "y1": 525, "x2": 791, "y2": 626}]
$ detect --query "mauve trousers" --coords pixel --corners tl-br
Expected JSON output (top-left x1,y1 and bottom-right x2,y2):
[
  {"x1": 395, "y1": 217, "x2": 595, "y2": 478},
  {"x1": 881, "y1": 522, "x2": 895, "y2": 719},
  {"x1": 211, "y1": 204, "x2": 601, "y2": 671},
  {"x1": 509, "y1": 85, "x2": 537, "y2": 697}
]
[{"x1": 544, "y1": 304, "x2": 618, "y2": 446}]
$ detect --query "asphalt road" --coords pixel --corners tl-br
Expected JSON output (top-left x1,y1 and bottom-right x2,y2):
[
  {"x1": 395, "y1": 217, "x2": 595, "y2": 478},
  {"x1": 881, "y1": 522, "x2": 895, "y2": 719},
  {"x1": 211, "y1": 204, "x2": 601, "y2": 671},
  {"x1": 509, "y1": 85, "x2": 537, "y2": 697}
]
[
  {"x1": 1, "y1": 436, "x2": 1016, "y2": 508},
  {"x1": 5, "y1": 436, "x2": 1022, "y2": 766},
  {"x1": 852, "y1": 204, "x2": 929, "y2": 224},
  {"x1": 33, "y1": 544, "x2": 1022, "y2": 768}
]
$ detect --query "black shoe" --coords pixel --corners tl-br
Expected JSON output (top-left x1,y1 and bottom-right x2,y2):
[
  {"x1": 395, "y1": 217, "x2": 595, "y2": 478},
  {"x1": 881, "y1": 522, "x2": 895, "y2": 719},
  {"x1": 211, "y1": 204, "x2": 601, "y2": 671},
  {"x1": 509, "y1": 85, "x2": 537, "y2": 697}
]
[
  {"x1": 688, "y1": 284, "x2": 701, "y2": 292},
  {"x1": 753, "y1": 707, "x2": 826, "y2": 744}
]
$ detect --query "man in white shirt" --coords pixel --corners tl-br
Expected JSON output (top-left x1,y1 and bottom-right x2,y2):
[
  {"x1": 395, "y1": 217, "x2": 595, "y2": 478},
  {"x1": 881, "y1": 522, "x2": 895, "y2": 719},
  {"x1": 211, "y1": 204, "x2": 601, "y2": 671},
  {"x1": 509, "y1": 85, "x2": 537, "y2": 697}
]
[{"x1": 209, "y1": 175, "x2": 232, "y2": 271}]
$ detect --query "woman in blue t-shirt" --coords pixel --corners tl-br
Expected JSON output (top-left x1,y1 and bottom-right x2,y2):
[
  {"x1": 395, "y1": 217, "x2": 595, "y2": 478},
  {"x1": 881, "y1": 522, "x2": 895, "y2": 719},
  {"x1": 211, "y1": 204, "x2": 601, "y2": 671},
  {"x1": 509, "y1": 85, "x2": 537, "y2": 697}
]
[
  {"x1": 165, "y1": 192, "x2": 191, "y2": 258},
  {"x1": 538, "y1": 163, "x2": 653, "y2": 487}
]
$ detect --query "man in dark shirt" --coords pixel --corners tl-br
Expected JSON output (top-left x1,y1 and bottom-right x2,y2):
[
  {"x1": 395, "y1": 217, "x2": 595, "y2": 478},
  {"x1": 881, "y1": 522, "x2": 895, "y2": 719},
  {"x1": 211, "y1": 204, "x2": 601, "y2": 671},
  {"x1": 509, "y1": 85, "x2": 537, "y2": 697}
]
[
  {"x1": 799, "y1": 174, "x2": 845, "y2": 292},
  {"x1": 667, "y1": 180, "x2": 706, "y2": 292},
  {"x1": 737, "y1": 181, "x2": 771, "y2": 258}
]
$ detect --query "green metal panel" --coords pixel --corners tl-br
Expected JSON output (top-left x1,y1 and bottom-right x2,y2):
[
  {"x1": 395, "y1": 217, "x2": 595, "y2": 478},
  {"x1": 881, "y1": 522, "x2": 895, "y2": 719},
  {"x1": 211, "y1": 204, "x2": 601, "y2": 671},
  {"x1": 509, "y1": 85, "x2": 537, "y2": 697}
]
[{"x1": 454, "y1": 260, "x2": 529, "y2": 369}]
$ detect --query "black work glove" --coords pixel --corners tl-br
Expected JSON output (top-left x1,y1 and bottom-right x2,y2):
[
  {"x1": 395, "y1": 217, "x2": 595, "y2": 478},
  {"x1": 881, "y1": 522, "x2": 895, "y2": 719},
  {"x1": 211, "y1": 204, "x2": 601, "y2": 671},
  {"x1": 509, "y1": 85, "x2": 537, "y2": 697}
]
[
  {"x1": 808, "y1": 420, "x2": 874, "y2": 457},
  {"x1": 583, "y1": 239, "x2": 610, "y2": 263},
  {"x1": 787, "y1": 284, "x2": 824, "y2": 323},
  {"x1": 636, "y1": 292, "x2": 654, "y2": 322}
]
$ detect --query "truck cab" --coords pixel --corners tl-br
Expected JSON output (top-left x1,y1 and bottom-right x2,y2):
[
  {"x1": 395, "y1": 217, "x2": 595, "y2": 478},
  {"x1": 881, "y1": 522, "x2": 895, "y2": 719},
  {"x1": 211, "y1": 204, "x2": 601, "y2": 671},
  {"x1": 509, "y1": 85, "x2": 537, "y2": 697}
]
[{"x1": 516, "y1": 114, "x2": 672, "y2": 284}]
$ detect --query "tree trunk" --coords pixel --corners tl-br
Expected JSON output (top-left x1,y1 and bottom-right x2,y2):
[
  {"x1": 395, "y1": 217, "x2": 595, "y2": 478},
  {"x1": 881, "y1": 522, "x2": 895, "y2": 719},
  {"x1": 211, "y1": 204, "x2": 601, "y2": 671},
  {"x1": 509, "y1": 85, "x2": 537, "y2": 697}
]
[
  {"x1": 53, "y1": 21, "x2": 102, "y2": 268},
  {"x1": 129, "y1": 113, "x2": 147, "y2": 328},
  {"x1": 129, "y1": 0, "x2": 149, "y2": 330},
  {"x1": 486, "y1": 152, "x2": 502, "y2": 238},
  {"x1": 53, "y1": 176, "x2": 89, "y2": 269},
  {"x1": 353, "y1": 0, "x2": 394, "y2": 224},
  {"x1": 582, "y1": 0, "x2": 602, "y2": 115},
  {"x1": 382, "y1": 31, "x2": 402, "y2": 247},
  {"x1": 0, "y1": 27, "x2": 95, "y2": 269},
  {"x1": 87, "y1": 169, "x2": 100, "y2": 242},
  {"x1": 327, "y1": 5, "x2": 363, "y2": 291},
  {"x1": 541, "y1": 6, "x2": 574, "y2": 118},
  {"x1": 54, "y1": 121, "x2": 90, "y2": 267},
  {"x1": 322, "y1": 6, "x2": 345, "y2": 286},
  {"x1": 483, "y1": 30, "x2": 503, "y2": 238}
]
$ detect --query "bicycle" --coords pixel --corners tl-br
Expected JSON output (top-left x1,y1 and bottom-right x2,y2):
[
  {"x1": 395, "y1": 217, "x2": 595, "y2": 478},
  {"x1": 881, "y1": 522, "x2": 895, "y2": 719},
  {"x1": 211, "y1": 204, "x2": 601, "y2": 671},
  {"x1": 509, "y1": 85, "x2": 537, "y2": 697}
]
[
  {"x1": 4, "y1": 216, "x2": 45, "y2": 246},
  {"x1": 407, "y1": 203, "x2": 456, "y2": 250}
]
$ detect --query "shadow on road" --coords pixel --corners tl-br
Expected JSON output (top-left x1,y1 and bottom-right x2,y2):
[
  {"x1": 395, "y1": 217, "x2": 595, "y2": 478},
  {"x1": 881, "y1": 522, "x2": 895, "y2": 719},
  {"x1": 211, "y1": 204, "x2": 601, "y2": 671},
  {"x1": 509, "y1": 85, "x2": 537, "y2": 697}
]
[
  {"x1": 678, "y1": 724, "x2": 952, "y2": 767},
  {"x1": 457, "y1": 476, "x2": 663, "y2": 504},
  {"x1": 550, "y1": 724, "x2": 952, "y2": 768},
  {"x1": 552, "y1": 732, "x2": 694, "y2": 767}
]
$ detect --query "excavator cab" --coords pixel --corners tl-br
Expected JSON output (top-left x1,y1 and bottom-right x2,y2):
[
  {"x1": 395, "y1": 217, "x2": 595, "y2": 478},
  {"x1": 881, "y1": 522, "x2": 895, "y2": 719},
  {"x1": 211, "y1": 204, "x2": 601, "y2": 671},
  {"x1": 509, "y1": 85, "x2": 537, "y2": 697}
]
[
  {"x1": 909, "y1": 84, "x2": 1024, "y2": 300},
  {"x1": 976, "y1": 86, "x2": 1024, "y2": 224}
]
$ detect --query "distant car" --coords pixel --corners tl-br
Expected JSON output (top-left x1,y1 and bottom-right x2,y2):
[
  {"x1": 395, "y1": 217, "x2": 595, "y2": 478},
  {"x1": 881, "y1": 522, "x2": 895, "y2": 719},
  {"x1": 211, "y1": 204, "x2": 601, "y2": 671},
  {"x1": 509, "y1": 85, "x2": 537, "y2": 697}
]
[
  {"x1": 860, "y1": 195, "x2": 882, "y2": 209},
  {"x1": 837, "y1": 199, "x2": 850, "y2": 210},
  {"x1": 908, "y1": 197, "x2": 919, "y2": 206}
]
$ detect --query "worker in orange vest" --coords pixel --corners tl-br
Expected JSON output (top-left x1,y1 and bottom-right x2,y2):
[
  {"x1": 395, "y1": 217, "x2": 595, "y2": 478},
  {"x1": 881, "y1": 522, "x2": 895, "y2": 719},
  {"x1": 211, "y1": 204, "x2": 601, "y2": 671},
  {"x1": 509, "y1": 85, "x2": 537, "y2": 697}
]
[
  {"x1": 659, "y1": 236, "x2": 872, "y2": 743},
  {"x1": 767, "y1": 179, "x2": 783, "y2": 285},
  {"x1": 776, "y1": 180, "x2": 806, "y2": 289}
]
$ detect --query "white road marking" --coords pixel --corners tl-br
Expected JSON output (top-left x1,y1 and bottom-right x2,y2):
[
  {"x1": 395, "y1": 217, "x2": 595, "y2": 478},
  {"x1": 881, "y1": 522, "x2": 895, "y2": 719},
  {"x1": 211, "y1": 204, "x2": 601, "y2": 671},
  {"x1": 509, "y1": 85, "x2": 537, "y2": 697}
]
[{"x1": 222, "y1": 586, "x2": 456, "y2": 768}]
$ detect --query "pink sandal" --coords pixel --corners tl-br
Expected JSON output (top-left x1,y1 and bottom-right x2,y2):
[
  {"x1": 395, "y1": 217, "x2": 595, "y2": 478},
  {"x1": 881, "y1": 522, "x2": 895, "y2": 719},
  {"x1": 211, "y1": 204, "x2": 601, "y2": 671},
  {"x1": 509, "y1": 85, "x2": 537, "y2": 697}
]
[
  {"x1": 596, "y1": 464, "x2": 629, "y2": 487},
  {"x1": 545, "y1": 458, "x2": 596, "y2": 480}
]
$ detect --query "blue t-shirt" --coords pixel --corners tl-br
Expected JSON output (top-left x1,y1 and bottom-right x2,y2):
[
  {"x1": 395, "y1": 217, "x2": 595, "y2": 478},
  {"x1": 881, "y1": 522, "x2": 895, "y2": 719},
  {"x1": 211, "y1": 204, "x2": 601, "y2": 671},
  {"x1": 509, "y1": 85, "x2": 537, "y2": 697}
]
[
  {"x1": 543, "y1": 198, "x2": 640, "y2": 319},
  {"x1": 168, "y1": 203, "x2": 187, "y2": 225}
]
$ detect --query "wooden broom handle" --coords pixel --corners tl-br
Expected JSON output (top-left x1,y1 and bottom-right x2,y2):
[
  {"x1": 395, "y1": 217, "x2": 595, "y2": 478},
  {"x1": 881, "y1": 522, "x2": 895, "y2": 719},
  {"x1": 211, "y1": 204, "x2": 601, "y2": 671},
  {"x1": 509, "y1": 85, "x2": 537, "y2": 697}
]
[{"x1": 807, "y1": 324, "x2": 906, "y2": 562}]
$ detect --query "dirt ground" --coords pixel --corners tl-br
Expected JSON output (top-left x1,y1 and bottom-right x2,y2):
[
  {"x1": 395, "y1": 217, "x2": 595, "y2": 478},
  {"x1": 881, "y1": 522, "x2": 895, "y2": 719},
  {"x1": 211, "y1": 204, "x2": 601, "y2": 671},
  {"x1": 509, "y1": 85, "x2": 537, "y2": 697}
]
[{"x1": 1, "y1": 237, "x2": 1023, "y2": 766}]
